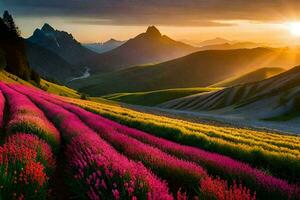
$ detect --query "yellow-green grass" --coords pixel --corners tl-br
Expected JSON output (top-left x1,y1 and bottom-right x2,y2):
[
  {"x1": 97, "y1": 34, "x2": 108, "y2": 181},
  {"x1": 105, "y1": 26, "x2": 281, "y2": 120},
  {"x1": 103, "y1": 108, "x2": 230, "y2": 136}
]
[
  {"x1": 64, "y1": 97, "x2": 300, "y2": 182},
  {"x1": 40, "y1": 79, "x2": 80, "y2": 98},
  {"x1": 0, "y1": 70, "x2": 33, "y2": 86},
  {"x1": 102, "y1": 87, "x2": 221, "y2": 106},
  {"x1": 0, "y1": 70, "x2": 80, "y2": 98}
]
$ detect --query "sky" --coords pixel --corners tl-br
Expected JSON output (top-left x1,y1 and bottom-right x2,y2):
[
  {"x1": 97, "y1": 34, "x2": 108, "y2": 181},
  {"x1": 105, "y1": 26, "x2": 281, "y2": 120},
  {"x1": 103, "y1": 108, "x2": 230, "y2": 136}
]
[{"x1": 1, "y1": 0, "x2": 300, "y2": 45}]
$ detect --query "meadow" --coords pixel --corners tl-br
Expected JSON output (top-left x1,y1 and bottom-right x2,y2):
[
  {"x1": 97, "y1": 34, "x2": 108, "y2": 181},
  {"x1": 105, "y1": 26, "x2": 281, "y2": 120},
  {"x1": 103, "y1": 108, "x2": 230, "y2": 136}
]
[
  {"x1": 0, "y1": 82, "x2": 299, "y2": 199},
  {"x1": 102, "y1": 87, "x2": 220, "y2": 106}
]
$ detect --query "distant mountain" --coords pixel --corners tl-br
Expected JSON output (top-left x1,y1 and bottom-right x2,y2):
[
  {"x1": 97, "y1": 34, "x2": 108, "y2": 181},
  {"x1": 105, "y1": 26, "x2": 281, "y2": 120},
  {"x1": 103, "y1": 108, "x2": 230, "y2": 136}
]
[
  {"x1": 212, "y1": 67, "x2": 285, "y2": 87},
  {"x1": 25, "y1": 40, "x2": 83, "y2": 83},
  {"x1": 28, "y1": 23, "x2": 97, "y2": 64},
  {"x1": 199, "y1": 42, "x2": 265, "y2": 51},
  {"x1": 197, "y1": 37, "x2": 231, "y2": 47},
  {"x1": 85, "y1": 26, "x2": 197, "y2": 72},
  {"x1": 70, "y1": 47, "x2": 300, "y2": 96},
  {"x1": 84, "y1": 39, "x2": 125, "y2": 53},
  {"x1": 160, "y1": 65, "x2": 300, "y2": 120}
]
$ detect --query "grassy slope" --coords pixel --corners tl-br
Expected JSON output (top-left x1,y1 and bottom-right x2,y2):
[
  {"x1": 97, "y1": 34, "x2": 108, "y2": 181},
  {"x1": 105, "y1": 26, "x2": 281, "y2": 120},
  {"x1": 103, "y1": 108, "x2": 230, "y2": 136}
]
[
  {"x1": 0, "y1": 70, "x2": 80, "y2": 98},
  {"x1": 71, "y1": 47, "x2": 300, "y2": 96},
  {"x1": 40, "y1": 79, "x2": 80, "y2": 98},
  {"x1": 212, "y1": 67, "x2": 285, "y2": 87},
  {"x1": 102, "y1": 87, "x2": 220, "y2": 106},
  {"x1": 160, "y1": 65, "x2": 300, "y2": 121}
]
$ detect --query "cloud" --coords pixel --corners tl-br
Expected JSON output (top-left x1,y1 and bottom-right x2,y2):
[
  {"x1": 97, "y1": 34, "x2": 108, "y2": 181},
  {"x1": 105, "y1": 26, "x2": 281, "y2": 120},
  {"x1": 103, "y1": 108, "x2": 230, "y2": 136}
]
[{"x1": 2, "y1": 0, "x2": 300, "y2": 26}]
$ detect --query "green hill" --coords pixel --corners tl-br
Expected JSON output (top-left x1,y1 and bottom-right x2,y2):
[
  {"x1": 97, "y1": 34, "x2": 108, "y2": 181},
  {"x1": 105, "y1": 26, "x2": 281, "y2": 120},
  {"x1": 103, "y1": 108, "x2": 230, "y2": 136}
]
[
  {"x1": 160, "y1": 65, "x2": 300, "y2": 120},
  {"x1": 70, "y1": 47, "x2": 300, "y2": 96},
  {"x1": 212, "y1": 67, "x2": 285, "y2": 87},
  {"x1": 102, "y1": 87, "x2": 220, "y2": 106}
]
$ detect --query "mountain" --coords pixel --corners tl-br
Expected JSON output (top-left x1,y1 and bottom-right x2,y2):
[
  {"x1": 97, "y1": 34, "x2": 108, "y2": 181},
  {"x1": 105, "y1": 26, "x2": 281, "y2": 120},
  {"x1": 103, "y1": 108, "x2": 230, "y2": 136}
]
[
  {"x1": 85, "y1": 26, "x2": 197, "y2": 72},
  {"x1": 198, "y1": 42, "x2": 265, "y2": 51},
  {"x1": 70, "y1": 47, "x2": 300, "y2": 96},
  {"x1": 160, "y1": 65, "x2": 300, "y2": 120},
  {"x1": 28, "y1": 23, "x2": 97, "y2": 64},
  {"x1": 211, "y1": 67, "x2": 285, "y2": 87},
  {"x1": 84, "y1": 39, "x2": 125, "y2": 53},
  {"x1": 197, "y1": 37, "x2": 231, "y2": 47},
  {"x1": 25, "y1": 40, "x2": 83, "y2": 83}
]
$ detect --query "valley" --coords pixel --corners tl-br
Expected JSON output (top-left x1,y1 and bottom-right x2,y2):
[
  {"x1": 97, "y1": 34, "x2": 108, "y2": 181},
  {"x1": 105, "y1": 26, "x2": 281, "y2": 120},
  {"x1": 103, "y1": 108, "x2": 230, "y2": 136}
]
[{"x1": 1, "y1": 4, "x2": 300, "y2": 200}]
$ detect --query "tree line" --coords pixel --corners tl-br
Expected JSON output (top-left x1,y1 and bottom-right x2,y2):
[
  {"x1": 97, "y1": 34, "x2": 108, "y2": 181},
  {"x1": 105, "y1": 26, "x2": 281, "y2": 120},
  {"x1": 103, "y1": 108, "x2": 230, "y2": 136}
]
[{"x1": 0, "y1": 11, "x2": 40, "y2": 84}]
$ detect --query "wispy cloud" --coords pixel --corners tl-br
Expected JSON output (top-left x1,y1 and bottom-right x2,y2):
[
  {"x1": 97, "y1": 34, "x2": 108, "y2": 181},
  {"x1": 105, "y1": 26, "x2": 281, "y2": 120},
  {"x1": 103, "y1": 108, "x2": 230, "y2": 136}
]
[{"x1": 2, "y1": 0, "x2": 300, "y2": 26}]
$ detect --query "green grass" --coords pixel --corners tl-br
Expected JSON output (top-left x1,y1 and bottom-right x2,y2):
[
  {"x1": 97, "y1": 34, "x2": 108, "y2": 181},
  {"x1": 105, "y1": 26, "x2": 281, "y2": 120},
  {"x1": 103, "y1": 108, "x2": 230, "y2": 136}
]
[
  {"x1": 0, "y1": 70, "x2": 80, "y2": 98},
  {"x1": 102, "y1": 87, "x2": 220, "y2": 106},
  {"x1": 70, "y1": 48, "x2": 291, "y2": 96},
  {"x1": 211, "y1": 67, "x2": 285, "y2": 87},
  {"x1": 40, "y1": 79, "x2": 80, "y2": 98}
]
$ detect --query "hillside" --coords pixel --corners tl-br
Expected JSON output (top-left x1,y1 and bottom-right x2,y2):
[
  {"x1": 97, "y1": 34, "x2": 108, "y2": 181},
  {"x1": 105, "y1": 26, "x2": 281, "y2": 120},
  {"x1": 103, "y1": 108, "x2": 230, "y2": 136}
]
[
  {"x1": 70, "y1": 47, "x2": 300, "y2": 96},
  {"x1": 85, "y1": 26, "x2": 197, "y2": 72},
  {"x1": 1, "y1": 81, "x2": 299, "y2": 199},
  {"x1": 25, "y1": 41, "x2": 83, "y2": 83},
  {"x1": 0, "y1": 70, "x2": 80, "y2": 98},
  {"x1": 160, "y1": 65, "x2": 300, "y2": 120},
  {"x1": 212, "y1": 67, "x2": 285, "y2": 87},
  {"x1": 102, "y1": 87, "x2": 219, "y2": 106}
]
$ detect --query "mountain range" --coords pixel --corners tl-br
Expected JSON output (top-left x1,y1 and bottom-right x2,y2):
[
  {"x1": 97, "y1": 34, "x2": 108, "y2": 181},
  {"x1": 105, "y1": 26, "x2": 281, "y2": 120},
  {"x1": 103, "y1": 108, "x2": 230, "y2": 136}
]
[
  {"x1": 84, "y1": 39, "x2": 125, "y2": 53},
  {"x1": 84, "y1": 26, "x2": 197, "y2": 72},
  {"x1": 197, "y1": 37, "x2": 231, "y2": 47}
]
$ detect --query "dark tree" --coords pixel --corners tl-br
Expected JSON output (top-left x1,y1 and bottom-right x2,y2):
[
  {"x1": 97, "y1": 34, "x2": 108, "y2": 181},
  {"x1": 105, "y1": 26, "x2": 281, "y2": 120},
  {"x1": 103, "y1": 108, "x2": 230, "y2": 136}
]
[
  {"x1": 0, "y1": 11, "x2": 41, "y2": 84},
  {"x1": 3, "y1": 11, "x2": 20, "y2": 37},
  {"x1": 30, "y1": 69, "x2": 41, "y2": 85}
]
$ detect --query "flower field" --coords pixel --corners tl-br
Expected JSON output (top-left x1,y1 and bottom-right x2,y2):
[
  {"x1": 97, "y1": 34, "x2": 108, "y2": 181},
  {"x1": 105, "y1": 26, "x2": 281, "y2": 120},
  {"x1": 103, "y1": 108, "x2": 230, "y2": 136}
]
[{"x1": 0, "y1": 82, "x2": 299, "y2": 199}]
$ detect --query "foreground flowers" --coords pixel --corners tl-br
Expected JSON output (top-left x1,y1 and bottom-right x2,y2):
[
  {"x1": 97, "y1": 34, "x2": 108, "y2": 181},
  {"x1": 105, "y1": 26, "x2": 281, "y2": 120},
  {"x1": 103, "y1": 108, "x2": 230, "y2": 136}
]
[
  {"x1": 0, "y1": 83, "x2": 60, "y2": 152},
  {"x1": 27, "y1": 94, "x2": 174, "y2": 199},
  {"x1": 32, "y1": 88, "x2": 297, "y2": 200},
  {"x1": 13, "y1": 83, "x2": 256, "y2": 200},
  {"x1": 0, "y1": 133, "x2": 55, "y2": 199},
  {"x1": 65, "y1": 90, "x2": 300, "y2": 184}
]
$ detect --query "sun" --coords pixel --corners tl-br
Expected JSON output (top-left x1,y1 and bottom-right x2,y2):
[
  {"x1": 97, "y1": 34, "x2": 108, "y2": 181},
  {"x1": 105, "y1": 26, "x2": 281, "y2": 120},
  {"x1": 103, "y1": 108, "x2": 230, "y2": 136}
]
[{"x1": 289, "y1": 22, "x2": 300, "y2": 36}]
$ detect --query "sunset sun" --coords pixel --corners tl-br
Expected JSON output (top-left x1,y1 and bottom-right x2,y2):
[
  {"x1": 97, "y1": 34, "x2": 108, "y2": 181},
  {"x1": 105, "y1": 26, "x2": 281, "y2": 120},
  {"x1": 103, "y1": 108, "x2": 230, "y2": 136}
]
[{"x1": 289, "y1": 22, "x2": 300, "y2": 36}]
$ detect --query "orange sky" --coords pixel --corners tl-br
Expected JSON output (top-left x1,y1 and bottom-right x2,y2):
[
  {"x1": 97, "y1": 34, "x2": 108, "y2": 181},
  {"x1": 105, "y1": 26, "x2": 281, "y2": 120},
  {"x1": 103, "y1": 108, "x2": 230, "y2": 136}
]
[
  {"x1": 14, "y1": 17, "x2": 300, "y2": 46},
  {"x1": 3, "y1": 0, "x2": 300, "y2": 46}
]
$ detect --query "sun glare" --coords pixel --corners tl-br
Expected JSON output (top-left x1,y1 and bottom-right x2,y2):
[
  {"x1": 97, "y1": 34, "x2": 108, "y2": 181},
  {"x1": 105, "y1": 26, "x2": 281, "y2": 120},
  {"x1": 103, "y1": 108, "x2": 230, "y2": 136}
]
[{"x1": 289, "y1": 22, "x2": 300, "y2": 36}]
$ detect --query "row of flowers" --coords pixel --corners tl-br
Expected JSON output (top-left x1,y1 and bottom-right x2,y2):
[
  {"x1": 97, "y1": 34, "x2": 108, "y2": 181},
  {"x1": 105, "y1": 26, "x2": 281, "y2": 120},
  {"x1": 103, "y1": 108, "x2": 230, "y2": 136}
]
[
  {"x1": 63, "y1": 92, "x2": 300, "y2": 183},
  {"x1": 42, "y1": 91, "x2": 300, "y2": 200},
  {"x1": 0, "y1": 83, "x2": 60, "y2": 152},
  {"x1": 13, "y1": 83, "x2": 257, "y2": 200},
  {"x1": 25, "y1": 92, "x2": 175, "y2": 200},
  {"x1": 0, "y1": 83, "x2": 59, "y2": 199}
]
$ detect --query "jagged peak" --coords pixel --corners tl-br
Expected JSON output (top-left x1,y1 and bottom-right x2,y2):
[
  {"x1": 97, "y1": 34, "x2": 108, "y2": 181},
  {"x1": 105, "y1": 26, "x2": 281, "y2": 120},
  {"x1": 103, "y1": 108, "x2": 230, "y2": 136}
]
[
  {"x1": 146, "y1": 26, "x2": 161, "y2": 37},
  {"x1": 41, "y1": 23, "x2": 55, "y2": 33}
]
